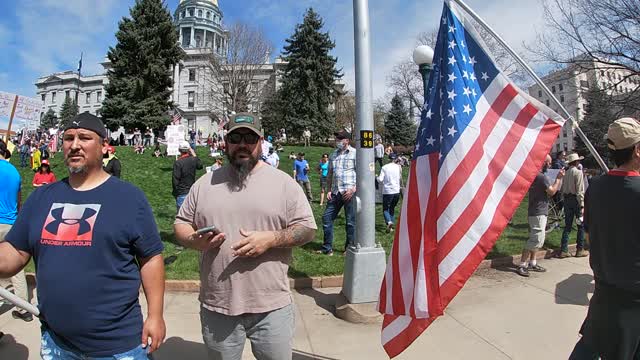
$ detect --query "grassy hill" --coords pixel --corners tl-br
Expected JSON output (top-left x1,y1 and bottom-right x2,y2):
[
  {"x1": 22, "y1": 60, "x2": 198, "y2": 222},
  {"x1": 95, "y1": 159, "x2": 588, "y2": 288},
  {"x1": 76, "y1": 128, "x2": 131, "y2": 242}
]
[{"x1": 10, "y1": 145, "x2": 569, "y2": 279}]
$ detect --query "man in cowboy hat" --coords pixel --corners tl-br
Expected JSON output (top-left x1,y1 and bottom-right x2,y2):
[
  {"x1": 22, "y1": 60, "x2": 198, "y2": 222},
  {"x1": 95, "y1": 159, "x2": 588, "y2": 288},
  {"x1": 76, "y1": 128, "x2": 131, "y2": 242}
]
[
  {"x1": 570, "y1": 118, "x2": 640, "y2": 359},
  {"x1": 558, "y1": 152, "x2": 588, "y2": 258}
]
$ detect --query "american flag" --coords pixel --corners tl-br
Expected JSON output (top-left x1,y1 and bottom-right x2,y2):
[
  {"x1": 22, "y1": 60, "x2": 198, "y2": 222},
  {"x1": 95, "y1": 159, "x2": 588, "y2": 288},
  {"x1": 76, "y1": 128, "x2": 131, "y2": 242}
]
[
  {"x1": 379, "y1": 1, "x2": 565, "y2": 357},
  {"x1": 171, "y1": 109, "x2": 182, "y2": 125}
]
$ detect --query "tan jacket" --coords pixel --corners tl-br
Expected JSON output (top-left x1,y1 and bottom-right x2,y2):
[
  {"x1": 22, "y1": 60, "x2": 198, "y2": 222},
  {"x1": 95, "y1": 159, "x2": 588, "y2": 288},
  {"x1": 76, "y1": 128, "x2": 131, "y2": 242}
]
[{"x1": 561, "y1": 166, "x2": 585, "y2": 208}]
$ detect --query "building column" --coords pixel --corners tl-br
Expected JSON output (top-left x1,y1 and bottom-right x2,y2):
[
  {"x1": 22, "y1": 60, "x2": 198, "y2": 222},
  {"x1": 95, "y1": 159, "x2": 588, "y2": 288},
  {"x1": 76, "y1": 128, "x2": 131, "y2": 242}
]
[
  {"x1": 179, "y1": 27, "x2": 183, "y2": 45},
  {"x1": 190, "y1": 27, "x2": 195, "y2": 48},
  {"x1": 204, "y1": 31, "x2": 208, "y2": 49},
  {"x1": 213, "y1": 33, "x2": 217, "y2": 54}
]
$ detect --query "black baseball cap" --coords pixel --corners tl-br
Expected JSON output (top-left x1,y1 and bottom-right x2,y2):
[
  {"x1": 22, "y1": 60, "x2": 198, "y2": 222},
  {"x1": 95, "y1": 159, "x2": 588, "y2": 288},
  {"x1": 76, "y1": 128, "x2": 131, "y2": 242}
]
[
  {"x1": 64, "y1": 112, "x2": 108, "y2": 138},
  {"x1": 0, "y1": 139, "x2": 10, "y2": 159},
  {"x1": 334, "y1": 129, "x2": 352, "y2": 140}
]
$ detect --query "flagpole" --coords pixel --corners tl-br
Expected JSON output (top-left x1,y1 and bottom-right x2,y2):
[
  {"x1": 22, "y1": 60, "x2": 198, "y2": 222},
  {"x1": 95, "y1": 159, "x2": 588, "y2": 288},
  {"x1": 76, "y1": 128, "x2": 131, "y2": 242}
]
[
  {"x1": 5, "y1": 95, "x2": 19, "y2": 139},
  {"x1": 450, "y1": 0, "x2": 609, "y2": 172}
]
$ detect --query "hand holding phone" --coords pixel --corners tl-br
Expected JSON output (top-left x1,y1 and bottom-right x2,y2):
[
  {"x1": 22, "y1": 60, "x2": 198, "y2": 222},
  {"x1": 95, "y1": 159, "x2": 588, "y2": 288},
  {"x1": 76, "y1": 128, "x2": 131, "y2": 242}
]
[
  {"x1": 196, "y1": 226, "x2": 219, "y2": 236},
  {"x1": 191, "y1": 226, "x2": 225, "y2": 251}
]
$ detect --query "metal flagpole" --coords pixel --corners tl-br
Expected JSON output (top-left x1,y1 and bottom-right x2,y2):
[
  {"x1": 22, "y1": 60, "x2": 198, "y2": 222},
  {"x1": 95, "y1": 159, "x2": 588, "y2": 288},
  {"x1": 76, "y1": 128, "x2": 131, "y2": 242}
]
[
  {"x1": 0, "y1": 287, "x2": 40, "y2": 317},
  {"x1": 341, "y1": 0, "x2": 387, "y2": 305},
  {"x1": 451, "y1": 0, "x2": 609, "y2": 172}
]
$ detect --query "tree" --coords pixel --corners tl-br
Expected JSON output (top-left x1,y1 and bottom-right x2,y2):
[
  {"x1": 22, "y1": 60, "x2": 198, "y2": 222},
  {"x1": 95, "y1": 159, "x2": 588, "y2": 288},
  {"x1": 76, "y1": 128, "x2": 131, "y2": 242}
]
[
  {"x1": 40, "y1": 109, "x2": 58, "y2": 130},
  {"x1": 386, "y1": 95, "x2": 416, "y2": 146},
  {"x1": 529, "y1": 0, "x2": 640, "y2": 113},
  {"x1": 101, "y1": 0, "x2": 184, "y2": 131},
  {"x1": 274, "y1": 8, "x2": 343, "y2": 139},
  {"x1": 335, "y1": 91, "x2": 356, "y2": 134},
  {"x1": 202, "y1": 23, "x2": 274, "y2": 117},
  {"x1": 574, "y1": 86, "x2": 616, "y2": 168},
  {"x1": 58, "y1": 97, "x2": 78, "y2": 129}
]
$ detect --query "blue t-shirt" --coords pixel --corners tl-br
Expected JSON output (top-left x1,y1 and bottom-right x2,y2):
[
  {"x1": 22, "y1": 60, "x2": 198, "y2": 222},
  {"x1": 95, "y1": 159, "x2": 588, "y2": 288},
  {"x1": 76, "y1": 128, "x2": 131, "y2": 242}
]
[
  {"x1": 0, "y1": 160, "x2": 21, "y2": 225},
  {"x1": 319, "y1": 161, "x2": 329, "y2": 177},
  {"x1": 294, "y1": 159, "x2": 309, "y2": 181},
  {"x1": 6, "y1": 177, "x2": 163, "y2": 357}
]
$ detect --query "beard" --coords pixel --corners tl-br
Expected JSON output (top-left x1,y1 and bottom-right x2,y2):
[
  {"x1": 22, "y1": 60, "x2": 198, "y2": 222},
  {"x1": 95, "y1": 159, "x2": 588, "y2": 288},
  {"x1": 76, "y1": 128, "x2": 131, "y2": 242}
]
[{"x1": 226, "y1": 149, "x2": 259, "y2": 191}]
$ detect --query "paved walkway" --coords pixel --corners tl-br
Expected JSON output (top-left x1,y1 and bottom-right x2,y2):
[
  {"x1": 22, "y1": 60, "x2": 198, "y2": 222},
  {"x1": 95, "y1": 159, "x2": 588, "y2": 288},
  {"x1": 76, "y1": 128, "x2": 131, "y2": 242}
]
[{"x1": 0, "y1": 256, "x2": 593, "y2": 359}]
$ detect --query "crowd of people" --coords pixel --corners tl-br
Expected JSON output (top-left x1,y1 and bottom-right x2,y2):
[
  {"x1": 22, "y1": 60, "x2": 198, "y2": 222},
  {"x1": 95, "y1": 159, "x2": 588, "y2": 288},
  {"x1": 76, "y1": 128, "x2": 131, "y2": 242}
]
[{"x1": 2, "y1": 110, "x2": 639, "y2": 359}]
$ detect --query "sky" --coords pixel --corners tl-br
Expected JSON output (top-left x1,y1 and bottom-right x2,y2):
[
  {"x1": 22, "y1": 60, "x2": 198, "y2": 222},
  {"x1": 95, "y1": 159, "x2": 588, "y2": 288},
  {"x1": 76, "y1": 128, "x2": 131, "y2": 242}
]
[{"x1": 0, "y1": 0, "x2": 550, "y2": 128}]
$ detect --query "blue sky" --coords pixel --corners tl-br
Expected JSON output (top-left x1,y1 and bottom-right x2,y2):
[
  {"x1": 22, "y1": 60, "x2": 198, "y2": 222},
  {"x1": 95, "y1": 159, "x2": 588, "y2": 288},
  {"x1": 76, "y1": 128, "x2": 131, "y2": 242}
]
[{"x1": 0, "y1": 0, "x2": 549, "y2": 122}]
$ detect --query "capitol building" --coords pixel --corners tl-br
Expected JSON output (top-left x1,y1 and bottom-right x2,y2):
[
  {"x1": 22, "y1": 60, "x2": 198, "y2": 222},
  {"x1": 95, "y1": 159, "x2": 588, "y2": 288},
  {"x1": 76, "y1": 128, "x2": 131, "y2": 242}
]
[{"x1": 35, "y1": 0, "x2": 285, "y2": 138}]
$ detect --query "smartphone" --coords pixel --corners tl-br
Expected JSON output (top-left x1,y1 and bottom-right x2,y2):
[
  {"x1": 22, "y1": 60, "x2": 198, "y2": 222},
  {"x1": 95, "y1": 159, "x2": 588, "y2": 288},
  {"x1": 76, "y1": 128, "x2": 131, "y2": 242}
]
[{"x1": 195, "y1": 226, "x2": 219, "y2": 236}]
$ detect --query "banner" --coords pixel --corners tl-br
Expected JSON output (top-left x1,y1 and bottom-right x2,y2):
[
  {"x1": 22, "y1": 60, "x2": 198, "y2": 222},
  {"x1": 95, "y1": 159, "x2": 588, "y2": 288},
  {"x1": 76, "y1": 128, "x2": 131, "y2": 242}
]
[
  {"x1": 166, "y1": 124, "x2": 186, "y2": 156},
  {"x1": 0, "y1": 91, "x2": 15, "y2": 118}
]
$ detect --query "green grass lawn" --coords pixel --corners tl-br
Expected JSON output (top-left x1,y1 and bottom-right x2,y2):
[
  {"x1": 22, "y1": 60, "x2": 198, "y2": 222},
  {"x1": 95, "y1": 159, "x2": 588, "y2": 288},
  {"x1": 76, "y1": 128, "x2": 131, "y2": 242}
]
[{"x1": 10, "y1": 145, "x2": 572, "y2": 279}]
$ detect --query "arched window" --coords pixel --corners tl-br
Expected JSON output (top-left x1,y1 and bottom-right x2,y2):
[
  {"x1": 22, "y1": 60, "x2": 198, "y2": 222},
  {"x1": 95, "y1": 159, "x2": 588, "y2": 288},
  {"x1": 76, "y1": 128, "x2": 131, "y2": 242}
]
[
  {"x1": 198, "y1": 9, "x2": 203, "y2": 17},
  {"x1": 207, "y1": 11, "x2": 211, "y2": 19}
]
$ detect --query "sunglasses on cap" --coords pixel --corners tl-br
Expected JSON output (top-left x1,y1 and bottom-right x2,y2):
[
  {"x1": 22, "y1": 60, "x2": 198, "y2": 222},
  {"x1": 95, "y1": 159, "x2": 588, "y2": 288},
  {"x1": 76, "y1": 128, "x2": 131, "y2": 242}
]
[{"x1": 227, "y1": 132, "x2": 260, "y2": 145}]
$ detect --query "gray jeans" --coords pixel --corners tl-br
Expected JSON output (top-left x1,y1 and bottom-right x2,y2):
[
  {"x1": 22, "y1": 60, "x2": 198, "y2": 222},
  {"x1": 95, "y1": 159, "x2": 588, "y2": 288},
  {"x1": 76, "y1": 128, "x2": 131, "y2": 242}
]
[
  {"x1": 0, "y1": 224, "x2": 29, "y2": 305},
  {"x1": 200, "y1": 303, "x2": 295, "y2": 360}
]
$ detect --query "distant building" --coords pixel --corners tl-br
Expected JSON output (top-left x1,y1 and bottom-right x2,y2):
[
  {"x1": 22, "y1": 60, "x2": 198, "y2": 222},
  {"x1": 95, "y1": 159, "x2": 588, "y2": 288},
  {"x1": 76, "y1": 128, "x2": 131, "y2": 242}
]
[{"x1": 528, "y1": 58, "x2": 640, "y2": 154}]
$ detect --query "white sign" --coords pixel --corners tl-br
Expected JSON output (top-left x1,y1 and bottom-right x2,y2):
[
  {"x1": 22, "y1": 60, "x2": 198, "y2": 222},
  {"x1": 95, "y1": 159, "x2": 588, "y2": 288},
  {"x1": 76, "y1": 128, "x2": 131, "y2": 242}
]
[
  {"x1": 0, "y1": 91, "x2": 15, "y2": 118},
  {"x1": 545, "y1": 169, "x2": 561, "y2": 182},
  {"x1": 166, "y1": 125, "x2": 186, "y2": 156},
  {"x1": 14, "y1": 96, "x2": 43, "y2": 123}
]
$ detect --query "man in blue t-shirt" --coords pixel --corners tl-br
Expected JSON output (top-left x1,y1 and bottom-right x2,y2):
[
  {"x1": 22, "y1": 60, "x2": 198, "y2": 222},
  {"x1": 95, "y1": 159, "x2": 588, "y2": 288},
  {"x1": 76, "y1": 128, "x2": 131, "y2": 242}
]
[
  {"x1": 293, "y1": 152, "x2": 312, "y2": 201},
  {"x1": 0, "y1": 114, "x2": 166, "y2": 359}
]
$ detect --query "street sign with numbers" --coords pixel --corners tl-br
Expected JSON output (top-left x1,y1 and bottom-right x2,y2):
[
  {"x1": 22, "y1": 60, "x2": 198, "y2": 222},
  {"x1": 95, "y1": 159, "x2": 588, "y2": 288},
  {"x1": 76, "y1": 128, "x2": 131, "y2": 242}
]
[{"x1": 360, "y1": 130, "x2": 374, "y2": 148}]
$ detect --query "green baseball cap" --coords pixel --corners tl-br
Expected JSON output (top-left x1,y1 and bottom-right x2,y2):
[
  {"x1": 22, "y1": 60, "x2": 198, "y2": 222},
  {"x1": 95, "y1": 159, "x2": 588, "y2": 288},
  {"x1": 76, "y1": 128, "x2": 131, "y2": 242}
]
[{"x1": 226, "y1": 113, "x2": 263, "y2": 137}]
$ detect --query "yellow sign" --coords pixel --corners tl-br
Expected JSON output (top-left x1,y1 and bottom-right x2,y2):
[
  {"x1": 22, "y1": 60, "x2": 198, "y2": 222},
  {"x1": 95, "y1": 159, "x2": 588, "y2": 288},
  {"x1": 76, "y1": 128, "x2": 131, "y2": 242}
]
[{"x1": 360, "y1": 130, "x2": 374, "y2": 148}]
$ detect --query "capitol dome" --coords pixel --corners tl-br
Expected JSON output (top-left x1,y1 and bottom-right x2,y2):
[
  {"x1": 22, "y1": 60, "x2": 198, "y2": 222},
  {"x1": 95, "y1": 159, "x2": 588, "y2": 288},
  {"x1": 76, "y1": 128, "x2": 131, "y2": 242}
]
[{"x1": 175, "y1": 0, "x2": 226, "y2": 55}]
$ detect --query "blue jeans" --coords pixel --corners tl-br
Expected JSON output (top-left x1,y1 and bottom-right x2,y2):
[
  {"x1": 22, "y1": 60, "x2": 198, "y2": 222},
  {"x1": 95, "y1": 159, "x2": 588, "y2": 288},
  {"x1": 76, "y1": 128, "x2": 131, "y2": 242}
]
[
  {"x1": 382, "y1": 194, "x2": 400, "y2": 225},
  {"x1": 41, "y1": 329, "x2": 150, "y2": 359},
  {"x1": 20, "y1": 151, "x2": 28, "y2": 167},
  {"x1": 176, "y1": 194, "x2": 187, "y2": 212},
  {"x1": 322, "y1": 192, "x2": 356, "y2": 253},
  {"x1": 561, "y1": 196, "x2": 585, "y2": 252}
]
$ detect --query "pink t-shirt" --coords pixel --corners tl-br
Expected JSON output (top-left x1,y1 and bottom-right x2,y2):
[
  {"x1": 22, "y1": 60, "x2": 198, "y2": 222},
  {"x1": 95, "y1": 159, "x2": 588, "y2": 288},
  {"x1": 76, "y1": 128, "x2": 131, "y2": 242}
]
[{"x1": 175, "y1": 164, "x2": 317, "y2": 315}]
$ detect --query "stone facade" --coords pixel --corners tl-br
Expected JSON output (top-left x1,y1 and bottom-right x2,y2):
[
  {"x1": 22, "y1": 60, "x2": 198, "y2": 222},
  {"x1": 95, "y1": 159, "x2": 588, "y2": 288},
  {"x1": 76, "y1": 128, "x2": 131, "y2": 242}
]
[{"x1": 527, "y1": 60, "x2": 640, "y2": 154}]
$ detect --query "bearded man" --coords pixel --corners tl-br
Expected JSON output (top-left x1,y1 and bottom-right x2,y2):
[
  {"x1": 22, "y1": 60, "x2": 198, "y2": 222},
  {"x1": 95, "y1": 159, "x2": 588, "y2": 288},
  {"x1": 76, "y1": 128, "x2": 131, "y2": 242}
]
[{"x1": 173, "y1": 113, "x2": 317, "y2": 360}]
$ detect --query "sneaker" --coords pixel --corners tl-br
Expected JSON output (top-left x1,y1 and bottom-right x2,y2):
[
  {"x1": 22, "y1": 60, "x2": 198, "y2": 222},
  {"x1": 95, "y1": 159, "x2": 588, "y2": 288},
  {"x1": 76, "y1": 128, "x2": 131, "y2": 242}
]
[
  {"x1": 556, "y1": 252, "x2": 571, "y2": 259},
  {"x1": 529, "y1": 264, "x2": 547, "y2": 272},
  {"x1": 12, "y1": 310, "x2": 33, "y2": 322},
  {"x1": 575, "y1": 249, "x2": 589, "y2": 258},
  {"x1": 315, "y1": 250, "x2": 334, "y2": 256},
  {"x1": 516, "y1": 266, "x2": 530, "y2": 277}
]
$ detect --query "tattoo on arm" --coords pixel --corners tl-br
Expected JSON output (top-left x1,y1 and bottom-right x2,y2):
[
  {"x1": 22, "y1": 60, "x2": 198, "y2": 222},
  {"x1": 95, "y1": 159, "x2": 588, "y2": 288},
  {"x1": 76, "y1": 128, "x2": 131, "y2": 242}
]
[{"x1": 273, "y1": 225, "x2": 315, "y2": 248}]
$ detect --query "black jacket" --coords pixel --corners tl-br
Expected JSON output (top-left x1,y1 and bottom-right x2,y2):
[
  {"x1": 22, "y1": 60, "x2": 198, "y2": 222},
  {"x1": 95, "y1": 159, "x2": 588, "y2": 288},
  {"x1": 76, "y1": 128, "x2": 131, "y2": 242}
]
[
  {"x1": 172, "y1": 155, "x2": 203, "y2": 197},
  {"x1": 105, "y1": 157, "x2": 121, "y2": 178}
]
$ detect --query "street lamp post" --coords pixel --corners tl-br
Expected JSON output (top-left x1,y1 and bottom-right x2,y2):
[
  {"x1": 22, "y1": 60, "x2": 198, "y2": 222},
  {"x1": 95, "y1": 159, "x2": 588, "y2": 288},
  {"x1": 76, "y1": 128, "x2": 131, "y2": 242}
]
[{"x1": 413, "y1": 45, "x2": 434, "y2": 100}]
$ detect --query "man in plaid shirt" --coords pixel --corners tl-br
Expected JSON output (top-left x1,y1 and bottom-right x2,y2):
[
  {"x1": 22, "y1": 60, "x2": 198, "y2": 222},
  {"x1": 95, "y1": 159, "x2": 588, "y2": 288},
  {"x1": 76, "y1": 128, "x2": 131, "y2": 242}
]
[{"x1": 319, "y1": 130, "x2": 357, "y2": 256}]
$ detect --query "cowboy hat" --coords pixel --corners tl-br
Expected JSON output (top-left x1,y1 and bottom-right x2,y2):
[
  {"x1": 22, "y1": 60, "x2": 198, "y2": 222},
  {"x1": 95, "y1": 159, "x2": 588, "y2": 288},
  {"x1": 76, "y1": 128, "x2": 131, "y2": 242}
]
[{"x1": 566, "y1": 153, "x2": 584, "y2": 164}]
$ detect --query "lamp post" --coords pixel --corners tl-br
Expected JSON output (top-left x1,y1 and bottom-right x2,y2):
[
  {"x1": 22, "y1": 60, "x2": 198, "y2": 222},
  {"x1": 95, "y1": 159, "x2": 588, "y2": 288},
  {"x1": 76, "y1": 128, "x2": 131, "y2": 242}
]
[{"x1": 413, "y1": 45, "x2": 434, "y2": 100}]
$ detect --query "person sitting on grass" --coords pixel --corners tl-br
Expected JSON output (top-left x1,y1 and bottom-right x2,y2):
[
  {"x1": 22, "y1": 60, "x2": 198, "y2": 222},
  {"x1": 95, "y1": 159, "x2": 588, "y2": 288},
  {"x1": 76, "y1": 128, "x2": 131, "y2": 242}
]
[
  {"x1": 288, "y1": 151, "x2": 296, "y2": 160},
  {"x1": 32, "y1": 159, "x2": 57, "y2": 187},
  {"x1": 152, "y1": 144, "x2": 164, "y2": 158}
]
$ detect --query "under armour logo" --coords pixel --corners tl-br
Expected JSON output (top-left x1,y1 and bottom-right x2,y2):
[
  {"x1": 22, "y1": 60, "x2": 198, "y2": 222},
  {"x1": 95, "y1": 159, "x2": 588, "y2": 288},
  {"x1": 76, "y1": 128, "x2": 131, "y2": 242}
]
[{"x1": 45, "y1": 207, "x2": 97, "y2": 236}]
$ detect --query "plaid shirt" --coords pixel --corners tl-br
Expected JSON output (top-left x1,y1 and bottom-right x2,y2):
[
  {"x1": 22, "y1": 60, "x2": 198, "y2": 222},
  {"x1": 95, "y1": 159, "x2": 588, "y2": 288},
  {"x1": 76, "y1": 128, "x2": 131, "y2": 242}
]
[{"x1": 329, "y1": 145, "x2": 357, "y2": 194}]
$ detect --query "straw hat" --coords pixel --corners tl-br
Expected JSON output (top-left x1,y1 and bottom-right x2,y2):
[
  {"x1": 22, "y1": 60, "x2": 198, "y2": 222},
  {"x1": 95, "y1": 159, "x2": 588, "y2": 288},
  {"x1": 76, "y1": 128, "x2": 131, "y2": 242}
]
[{"x1": 566, "y1": 153, "x2": 584, "y2": 164}]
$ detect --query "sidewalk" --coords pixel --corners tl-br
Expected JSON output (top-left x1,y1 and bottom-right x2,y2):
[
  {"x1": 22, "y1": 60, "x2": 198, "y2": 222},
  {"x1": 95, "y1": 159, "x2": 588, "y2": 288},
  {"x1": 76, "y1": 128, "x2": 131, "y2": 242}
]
[{"x1": 0, "y1": 256, "x2": 593, "y2": 359}]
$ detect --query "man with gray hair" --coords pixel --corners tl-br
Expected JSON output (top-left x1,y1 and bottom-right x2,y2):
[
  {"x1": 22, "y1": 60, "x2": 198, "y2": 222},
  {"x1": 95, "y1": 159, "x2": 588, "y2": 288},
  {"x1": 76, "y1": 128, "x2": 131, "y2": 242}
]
[
  {"x1": 570, "y1": 118, "x2": 640, "y2": 359},
  {"x1": 173, "y1": 140, "x2": 203, "y2": 211}
]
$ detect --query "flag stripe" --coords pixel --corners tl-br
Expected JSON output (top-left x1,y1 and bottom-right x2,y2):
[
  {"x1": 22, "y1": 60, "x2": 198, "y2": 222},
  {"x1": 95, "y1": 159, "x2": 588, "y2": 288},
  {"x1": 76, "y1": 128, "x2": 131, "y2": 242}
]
[
  {"x1": 439, "y1": 118, "x2": 560, "y2": 303},
  {"x1": 405, "y1": 160, "x2": 423, "y2": 316},
  {"x1": 382, "y1": 315, "x2": 435, "y2": 359},
  {"x1": 438, "y1": 111, "x2": 558, "y2": 284},
  {"x1": 424, "y1": 154, "x2": 443, "y2": 318},
  {"x1": 436, "y1": 102, "x2": 540, "y2": 262},
  {"x1": 436, "y1": 82, "x2": 517, "y2": 221}
]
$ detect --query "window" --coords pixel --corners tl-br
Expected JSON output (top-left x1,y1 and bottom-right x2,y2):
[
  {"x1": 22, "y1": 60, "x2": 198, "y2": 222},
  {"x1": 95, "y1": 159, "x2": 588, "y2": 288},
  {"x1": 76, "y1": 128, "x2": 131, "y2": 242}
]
[
  {"x1": 189, "y1": 68, "x2": 196, "y2": 81},
  {"x1": 52, "y1": 92, "x2": 57, "y2": 103},
  {"x1": 198, "y1": 9, "x2": 203, "y2": 17},
  {"x1": 618, "y1": 74, "x2": 622, "y2": 81},
  {"x1": 538, "y1": 90, "x2": 542, "y2": 97},
  {"x1": 65, "y1": 90, "x2": 70, "y2": 99},
  {"x1": 41, "y1": 94, "x2": 46, "y2": 102},
  {"x1": 600, "y1": 70, "x2": 604, "y2": 76},
  {"x1": 552, "y1": 85, "x2": 556, "y2": 93},
  {"x1": 97, "y1": 91, "x2": 102, "y2": 102},
  {"x1": 564, "y1": 144, "x2": 568, "y2": 151},
  {"x1": 86, "y1": 92, "x2": 91, "y2": 104},
  {"x1": 188, "y1": 91, "x2": 195, "y2": 108},
  {"x1": 181, "y1": 11, "x2": 185, "y2": 18},
  {"x1": 546, "y1": 99, "x2": 550, "y2": 106},
  {"x1": 207, "y1": 11, "x2": 211, "y2": 19},
  {"x1": 559, "y1": 83, "x2": 563, "y2": 91},
  {"x1": 580, "y1": 80, "x2": 589, "y2": 88},
  {"x1": 188, "y1": 8, "x2": 194, "y2": 17},
  {"x1": 556, "y1": 144, "x2": 561, "y2": 152},
  {"x1": 560, "y1": 95, "x2": 565, "y2": 103}
]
